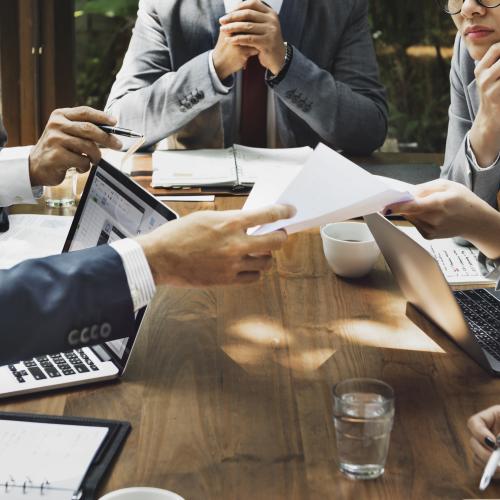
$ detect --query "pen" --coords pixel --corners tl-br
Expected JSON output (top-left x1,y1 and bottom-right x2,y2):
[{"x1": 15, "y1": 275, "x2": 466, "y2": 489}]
[
  {"x1": 98, "y1": 125, "x2": 143, "y2": 138},
  {"x1": 479, "y1": 437, "x2": 500, "y2": 491}
]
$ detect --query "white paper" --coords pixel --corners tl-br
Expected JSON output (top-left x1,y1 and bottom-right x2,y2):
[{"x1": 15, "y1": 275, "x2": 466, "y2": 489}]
[
  {"x1": 245, "y1": 143, "x2": 414, "y2": 235},
  {"x1": 0, "y1": 214, "x2": 73, "y2": 269},
  {"x1": 152, "y1": 145, "x2": 311, "y2": 188},
  {"x1": 224, "y1": 0, "x2": 283, "y2": 13},
  {"x1": 400, "y1": 226, "x2": 496, "y2": 286},
  {"x1": 0, "y1": 420, "x2": 108, "y2": 498}
]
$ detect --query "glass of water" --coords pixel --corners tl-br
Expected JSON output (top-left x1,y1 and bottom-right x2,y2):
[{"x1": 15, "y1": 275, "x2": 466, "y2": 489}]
[
  {"x1": 333, "y1": 378, "x2": 394, "y2": 480},
  {"x1": 44, "y1": 167, "x2": 77, "y2": 207}
]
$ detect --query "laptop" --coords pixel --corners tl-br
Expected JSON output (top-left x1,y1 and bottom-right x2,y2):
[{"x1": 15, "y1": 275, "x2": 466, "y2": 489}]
[
  {"x1": 364, "y1": 212, "x2": 500, "y2": 375},
  {"x1": 0, "y1": 160, "x2": 178, "y2": 398}
]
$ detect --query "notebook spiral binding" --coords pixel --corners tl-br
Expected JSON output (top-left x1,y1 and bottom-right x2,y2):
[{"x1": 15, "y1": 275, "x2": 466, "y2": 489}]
[{"x1": 1, "y1": 476, "x2": 72, "y2": 495}]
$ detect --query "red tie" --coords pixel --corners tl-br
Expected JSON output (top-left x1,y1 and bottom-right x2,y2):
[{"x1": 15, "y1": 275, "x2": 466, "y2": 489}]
[{"x1": 240, "y1": 56, "x2": 267, "y2": 148}]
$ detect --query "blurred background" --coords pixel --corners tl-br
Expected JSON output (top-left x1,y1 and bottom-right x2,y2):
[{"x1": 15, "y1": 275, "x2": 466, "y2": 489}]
[{"x1": 0, "y1": 0, "x2": 456, "y2": 153}]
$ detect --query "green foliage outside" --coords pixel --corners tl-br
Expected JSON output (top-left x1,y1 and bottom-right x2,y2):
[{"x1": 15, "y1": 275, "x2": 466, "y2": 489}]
[{"x1": 75, "y1": 0, "x2": 458, "y2": 153}]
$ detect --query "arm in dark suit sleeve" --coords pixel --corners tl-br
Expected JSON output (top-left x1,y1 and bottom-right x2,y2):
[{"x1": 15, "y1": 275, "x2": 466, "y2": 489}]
[
  {"x1": 273, "y1": 0, "x2": 388, "y2": 155},
  {"x1": 0, "y1": 245, "x2": 136, "y2": 366}
]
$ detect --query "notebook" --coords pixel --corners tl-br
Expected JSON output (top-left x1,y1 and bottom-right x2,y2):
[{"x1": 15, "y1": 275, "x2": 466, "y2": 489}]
[
  {"x1": 0, "y1": 412, "x2": 130, "y2": 500},
  {"x1": 151, "y1": 145, "x2": 312, "y2": 190}
]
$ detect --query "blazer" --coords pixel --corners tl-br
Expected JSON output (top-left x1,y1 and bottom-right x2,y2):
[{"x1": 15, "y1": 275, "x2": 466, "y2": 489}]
[
  {"x1": 0, "y1": 120, "x2": 136, "y2": 366},
  {"x1": 441, "y1": 33, "x2": 500, "y2": 208},
  {"x1": 106, "y1": 0, "x2": 388, "y2": 155}
]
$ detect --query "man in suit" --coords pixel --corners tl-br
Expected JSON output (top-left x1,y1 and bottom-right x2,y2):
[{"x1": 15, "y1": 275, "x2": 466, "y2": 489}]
[
  {"x1": 0, "y1": 107, "x2": 293, "y2": 366},
  {"x1": 105, "y1": 0, "x2": 388, "y2": 154}
]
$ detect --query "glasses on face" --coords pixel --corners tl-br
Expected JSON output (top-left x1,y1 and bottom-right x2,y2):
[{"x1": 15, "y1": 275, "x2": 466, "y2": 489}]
[{"x1": 436, "y1": 0, "x2": 500, "y2": 15}]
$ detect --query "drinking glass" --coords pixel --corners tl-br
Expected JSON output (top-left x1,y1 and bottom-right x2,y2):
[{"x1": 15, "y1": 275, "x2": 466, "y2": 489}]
[
  {"x1": 333, "y1": 378, "x2": 394, "y2": 480},
  {"x1": 44, "y1": 167, "x2": 77, "y2": 207}
]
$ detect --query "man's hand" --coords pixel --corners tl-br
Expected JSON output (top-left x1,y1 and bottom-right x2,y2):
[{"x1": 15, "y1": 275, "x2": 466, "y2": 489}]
[
  {"x1": 385, "y1": 179, "x2": 500, "y2": 259},
  {"x1": 468, "y1": 405, "x2": 500, "y2": 479},
  {"x1": 137, "y1": 204, "x2": 294, "y2": 287},
  {"x1": 219, "y1": 0, "x2": 286, "y2": 75},
  {"x1": 29, "y1": 106, "x2": 122, "y2": 187},
  {"x1": 212, "y1": 27, "x2": 259, "y2": 81},
  {"x1": 470, "y1": 43, "x2": 500, "y2": 167}
]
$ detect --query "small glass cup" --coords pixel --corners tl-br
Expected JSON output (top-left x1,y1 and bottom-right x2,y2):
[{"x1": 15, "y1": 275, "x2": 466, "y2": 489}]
[
  {"x1": 44, "y1": 167, "x2": 77, "y2": 207},
  {"x1": 332, "y1": 378, "x2": 394, "y2": 480}
]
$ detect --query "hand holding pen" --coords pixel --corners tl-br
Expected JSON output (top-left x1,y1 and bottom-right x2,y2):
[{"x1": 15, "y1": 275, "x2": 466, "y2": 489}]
[{"x1": 468, "y1": 405, "x2": 500, "y2": 489}]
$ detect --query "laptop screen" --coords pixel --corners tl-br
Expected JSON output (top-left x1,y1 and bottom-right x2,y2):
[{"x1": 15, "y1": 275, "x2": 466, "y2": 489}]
[{"x1": 63, "y1": 160, "x2": 177, "y2": 364}]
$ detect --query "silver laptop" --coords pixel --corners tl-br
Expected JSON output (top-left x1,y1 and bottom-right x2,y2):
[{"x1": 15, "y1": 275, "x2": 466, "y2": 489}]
[
  {"x1": 0, "y1": 160, "x2": 178, "y2": 398},
  {"x1": 364, "y1": 212, "x2": 500, "y2": 375}
]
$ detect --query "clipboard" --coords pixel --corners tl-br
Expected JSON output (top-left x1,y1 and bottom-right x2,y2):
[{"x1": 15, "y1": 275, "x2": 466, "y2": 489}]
[{"x1": 0, "y1": 411, "x2": 131, "y2": 500}]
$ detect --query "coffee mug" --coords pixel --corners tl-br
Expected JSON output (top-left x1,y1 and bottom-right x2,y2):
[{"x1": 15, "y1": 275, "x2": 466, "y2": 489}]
[
  {"x1": 99, "y1": 487, "x2": 184, "y2": 500},
  {"x1": 320, "y1": 222, "x2": 380, "y2": 278}
]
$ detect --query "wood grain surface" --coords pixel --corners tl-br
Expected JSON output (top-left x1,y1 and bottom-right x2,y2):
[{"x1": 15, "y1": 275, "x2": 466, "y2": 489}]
[{"x1": 6, "y1": 154, "x2": 500, "y2": 500}]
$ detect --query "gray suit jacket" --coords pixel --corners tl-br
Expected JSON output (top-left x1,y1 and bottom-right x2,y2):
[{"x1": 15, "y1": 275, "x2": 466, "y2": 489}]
[
  {"x1": 106, "y1": 0, "x2": 387, "y2": 155},
  {"x1": 441, "y1": 33, "x2": 500, "y2": 208}
]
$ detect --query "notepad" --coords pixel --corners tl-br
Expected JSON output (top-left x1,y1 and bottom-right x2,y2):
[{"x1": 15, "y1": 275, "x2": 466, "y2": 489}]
[
  {"x1": 0, "y1": 419, "x2": 108, "y2": 499},
  {"x1": 400, "y1": 226, "x2": 496, "y2": 286},
  {"x1": 151, "y1": 145, "x2": 312, "y2": 189}
]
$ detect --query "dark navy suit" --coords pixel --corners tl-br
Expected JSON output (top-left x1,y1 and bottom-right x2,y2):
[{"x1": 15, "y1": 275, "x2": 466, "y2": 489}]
[{"x1": 0, "y1": 119, "x2": 136, "y2": 366}]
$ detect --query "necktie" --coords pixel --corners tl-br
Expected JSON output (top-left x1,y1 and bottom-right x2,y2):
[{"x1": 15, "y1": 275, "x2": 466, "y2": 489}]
[{"x1": 240, "y1": 56, "x2": 267, "y2": 148}]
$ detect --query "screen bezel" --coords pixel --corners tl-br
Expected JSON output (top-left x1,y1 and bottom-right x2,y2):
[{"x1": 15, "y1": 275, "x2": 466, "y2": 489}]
[{"x1": 62, "y1": 159, "x2": 178, "y2": 371}]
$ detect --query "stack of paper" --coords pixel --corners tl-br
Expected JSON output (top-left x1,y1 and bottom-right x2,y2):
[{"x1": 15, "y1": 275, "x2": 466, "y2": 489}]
[{"x1": 244, "y1": 143, "x2": 414, "y2": 235}]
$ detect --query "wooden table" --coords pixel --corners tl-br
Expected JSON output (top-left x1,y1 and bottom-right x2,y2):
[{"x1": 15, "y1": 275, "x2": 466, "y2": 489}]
[{"x1": 6, "y1": 153, "x2": 500, "y2": 499}]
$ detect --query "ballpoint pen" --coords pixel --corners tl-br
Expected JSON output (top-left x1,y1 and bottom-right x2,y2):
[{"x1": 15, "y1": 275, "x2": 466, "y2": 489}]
[
  {"x1": 97, "y1": 125, "x2": 143, "y2": 138},
  {"x1": 479, "y1": 435, "x2": 500, "y2": 491}
]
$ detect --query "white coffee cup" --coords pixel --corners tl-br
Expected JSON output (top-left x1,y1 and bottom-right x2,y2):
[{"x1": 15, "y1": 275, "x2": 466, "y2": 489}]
[
  {"x1": 99, "y1": 487, "x2": 184, "y2": 500},
  {"x1": 320, "y1": 222, "x2": 380, "y2": 278}
]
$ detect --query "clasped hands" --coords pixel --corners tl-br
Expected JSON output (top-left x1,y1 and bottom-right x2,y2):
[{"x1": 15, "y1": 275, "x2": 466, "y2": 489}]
[{"x1": 213, "y1": 0, "x2": 286, "y2": 81}]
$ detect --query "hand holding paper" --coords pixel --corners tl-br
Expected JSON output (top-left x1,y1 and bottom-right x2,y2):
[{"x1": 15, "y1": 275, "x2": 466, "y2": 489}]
[{"x1": 244, "y1": 143, "x2": 414, "y2": 235}]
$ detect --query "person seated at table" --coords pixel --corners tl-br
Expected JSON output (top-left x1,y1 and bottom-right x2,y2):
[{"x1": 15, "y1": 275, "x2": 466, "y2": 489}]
[
  {"x1": 386, "y1": 179, "x2": 500, "y2": 279},
  {"x1": 438, "y1": 0, "x2": 500, "y2": 208},
  {"x1": 468, "y1": 405, "x2": 500, "y2": 479},
  {"x1": 0, "y1": 107, "x2": 293, "y2": 366},
  {"x1": 105, "y1": 0, "x2": 387, "y2": 154}
]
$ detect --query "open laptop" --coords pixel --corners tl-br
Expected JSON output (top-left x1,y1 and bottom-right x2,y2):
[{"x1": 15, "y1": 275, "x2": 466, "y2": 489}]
[
  {"x1": 364, "y1": 212, "x2": 500, "y2": 375},
  {"x1": 0, "y1": 160, "x2": 178, "y2": 398}
]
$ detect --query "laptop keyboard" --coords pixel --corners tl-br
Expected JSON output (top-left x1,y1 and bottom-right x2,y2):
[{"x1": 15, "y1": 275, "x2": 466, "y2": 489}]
[
  {"x1": 8, "y1": 349, "x2": 99, "y2": 384},
  {"x1": 454, "y1": 289, "x2": 500, "y2": 361}
]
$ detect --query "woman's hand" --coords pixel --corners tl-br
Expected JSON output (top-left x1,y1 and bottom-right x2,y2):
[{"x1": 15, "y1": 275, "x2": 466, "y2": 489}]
[
  {"x1": 468, "y1": 406, "x2": 500, "y2": 479},
  {"x1": 386, "y1": 179, "x2": 500, "y2": 258},
  {"x1": 469, "y1": 43, "x2": 500, "y2": 167}
]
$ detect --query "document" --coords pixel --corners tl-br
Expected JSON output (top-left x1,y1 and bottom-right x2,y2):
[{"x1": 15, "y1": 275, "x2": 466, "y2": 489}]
[
  {"x1": 244, "y1": 143, "x2": 414, "y2": 235},
  {"x1": 151, "y1": 145, "x2": 311, "y2": 189},
  {"x1": 400, "y1": 226, "x2": 496, "y2": 286},
  {"x1": 0, "y1": 419, "x2": 108, "y2": 499},
  {"x1": 0, "y1": 214, "x2": 72, "y2": 269}
]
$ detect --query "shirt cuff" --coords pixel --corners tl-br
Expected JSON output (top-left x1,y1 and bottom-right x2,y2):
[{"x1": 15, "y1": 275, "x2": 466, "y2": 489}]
[
  {"x1": 0, "y1": 146, "x2": 36, "y2": 206},
  {"x1": 465, "y1": 132, "x2": 500, "y2": 171},
  {"x1": 110, "y1": 238, "x2": 156, "y2": 312},
  {"x1": 208, "y1": 50, "x2": 234, "y2": 94}
]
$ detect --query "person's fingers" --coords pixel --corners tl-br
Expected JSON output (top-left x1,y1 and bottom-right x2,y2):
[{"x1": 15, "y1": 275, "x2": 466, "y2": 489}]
[
  {"x1": 221, "y1": 21, "x2": 267, "y2": 35},
  {"x1": 410, "y1": 179, "x2": 452, "y2": 198},
  {"x1": 475, "y1": 42, "x2": 500, "y2": 75},
  {"x1": 230, "y1": 34, "x2": 268, "y2": 48},
  {"x1": 62, "y1": 121, "x2": 122, "y2": 150},
  {"x1": 232, "y1": 0, "x2": 270, "y2": 14},
  {"x1": 468, "y1": 411, "x2": 499, "y2": 446},
  {"x1": 240, "y1": 254, "x2": 274, "y2": 272},
  {"x1": 384, "y1": 200, "x2": 419, "y2": 216},
  {"x1": 245, "y1": 229, "x2": 288, "y2": 253},
  {"x1": 220, "y1": 9, "x2": 267, "y2": 25},
  {"x1": 239, "y1": 204, "x2": 295, "y2": 229},
  {"x1": 62, "y1": 106, "x2": 117, "y2": 126},
  {"x1": 235, "y1": 271, "x2": 262, "y2": 284},
  {"x1": 61, "y1": 136, "x2": 102, "y2": 165},
  {"x1": 470, "y1": 436, "x2": 494, "y2": 465}
]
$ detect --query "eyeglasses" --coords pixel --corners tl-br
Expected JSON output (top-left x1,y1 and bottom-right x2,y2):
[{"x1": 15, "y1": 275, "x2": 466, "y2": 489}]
[{"x1": 436, "y1": 0, "x2": 500, "y2": 15}]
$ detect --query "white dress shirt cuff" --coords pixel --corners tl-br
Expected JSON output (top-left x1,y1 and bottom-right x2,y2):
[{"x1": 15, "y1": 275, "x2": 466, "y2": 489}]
[
  {"x1": 0, "y1": 146, "x2": 36, "y2": 206},
  {"x1": 465, "y1": 132, "x2": 500, "y2": 172},
  {"x1": 110, "y1": 238, "x2": 156, "y2": 312},
  {"x1": 208, "y1": 50, "x2": 234, "y2": 94}
]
